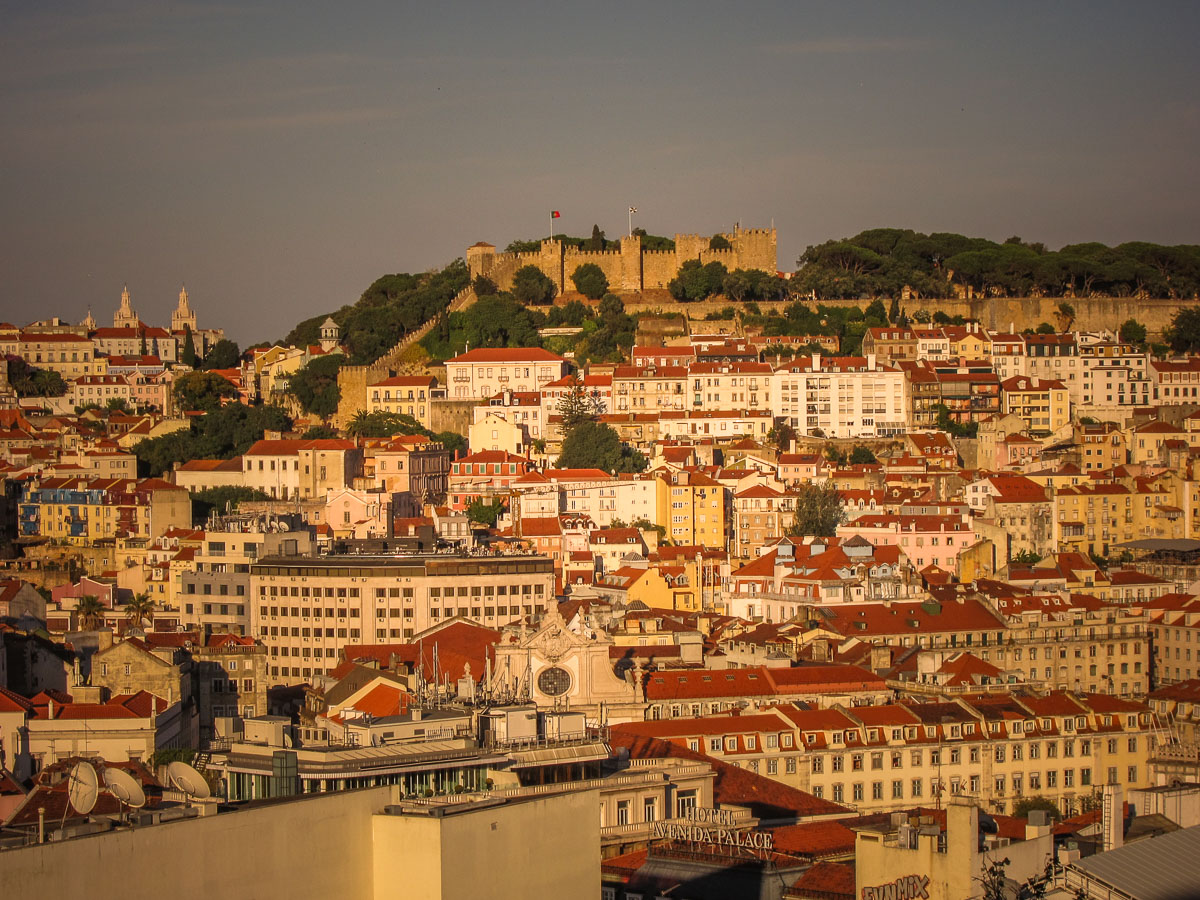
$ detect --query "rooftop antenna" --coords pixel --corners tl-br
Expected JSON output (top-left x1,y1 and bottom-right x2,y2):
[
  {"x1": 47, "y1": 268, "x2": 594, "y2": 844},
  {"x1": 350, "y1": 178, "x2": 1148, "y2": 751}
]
[
  {"x1": 166, "y1": 760, "x2": 211, "y2": 805},
  {"x1": 65, "y1": 760, "x2": 98, "y2": 828},
  {"x1": 103, "y1": 766, "x2": 146, "y2": 819}
]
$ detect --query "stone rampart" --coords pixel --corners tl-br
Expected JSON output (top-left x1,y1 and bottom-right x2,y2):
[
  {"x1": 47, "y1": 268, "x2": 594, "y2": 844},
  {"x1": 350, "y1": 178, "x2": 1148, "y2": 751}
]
[{"x1": 468, "y1": 226, "x2": 779, "y2": 294}]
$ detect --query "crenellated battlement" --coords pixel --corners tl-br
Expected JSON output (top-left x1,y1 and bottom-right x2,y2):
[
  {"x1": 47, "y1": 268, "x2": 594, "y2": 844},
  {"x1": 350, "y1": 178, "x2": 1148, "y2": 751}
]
[{"x1": 467, "y1": 225, "x2": 777, "y2": 294}]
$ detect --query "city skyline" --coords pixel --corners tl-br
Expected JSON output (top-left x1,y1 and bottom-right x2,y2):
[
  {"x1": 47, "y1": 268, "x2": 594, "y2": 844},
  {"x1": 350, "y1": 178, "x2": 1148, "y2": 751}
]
[{"x1": 3, "y1": 2, "x2": 1199, "y2": 343}]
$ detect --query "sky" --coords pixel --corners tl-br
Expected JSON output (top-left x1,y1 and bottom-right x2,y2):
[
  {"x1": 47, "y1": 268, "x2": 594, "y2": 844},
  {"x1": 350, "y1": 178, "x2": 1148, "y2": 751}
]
[{"x1": 2, "y1": 1, "x2": 1199, "y2": 345}]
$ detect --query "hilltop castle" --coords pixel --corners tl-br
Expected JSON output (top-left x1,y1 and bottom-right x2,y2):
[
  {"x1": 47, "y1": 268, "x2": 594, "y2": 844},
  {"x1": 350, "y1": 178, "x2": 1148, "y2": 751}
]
[{"x1": 466, "y1": 226, "x2": 777, "y2": 296}]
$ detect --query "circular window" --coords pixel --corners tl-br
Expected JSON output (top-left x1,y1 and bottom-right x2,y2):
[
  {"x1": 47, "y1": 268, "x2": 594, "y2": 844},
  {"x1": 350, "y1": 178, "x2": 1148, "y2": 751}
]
[{"x1": 537, "y1": 666, "x2": 572, "y2": 697}]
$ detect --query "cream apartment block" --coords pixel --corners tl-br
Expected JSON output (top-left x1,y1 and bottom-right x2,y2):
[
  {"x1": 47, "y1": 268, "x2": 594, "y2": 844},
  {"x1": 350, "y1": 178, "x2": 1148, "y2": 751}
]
[
  {"x1": 513, "y1": 471, "x2": 663, "y2": 527},
  {"x1": 249, "y1": 553, "x2": 555, "y2": 683},
  {"x1": 17, "y1": 331, "x2": 103, "y2": 378},
  {"x1": 657, "y1": 409, "x2": 773, "y2": 441},
  {"x1": 366, "y1": 375, "x2": 437, "y2": 429},
  {"x1": 612, "y1": 364, "x2": 688, "y2": 412},
  {"x1": 770, "y1": 355, "x2": 908, "y2": 438},
  {"x1": 618, "y1": 692, "x2": 1155, "y2": 818},
  {"x1": 687, "y1": 361, "x2": 773, "y2": 411},
  {"x1": 445, "y1": 347, "x2": 568, "y2": 400},
  {"x1": 241, "y1": 438, "x2": 362, "y2": 500}
]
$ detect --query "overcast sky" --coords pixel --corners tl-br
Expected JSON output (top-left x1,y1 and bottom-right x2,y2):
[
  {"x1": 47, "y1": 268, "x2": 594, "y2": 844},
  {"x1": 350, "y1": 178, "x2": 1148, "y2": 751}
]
[{"x1": 2, "y1": 1, "x2": 1198, "y2": 344}]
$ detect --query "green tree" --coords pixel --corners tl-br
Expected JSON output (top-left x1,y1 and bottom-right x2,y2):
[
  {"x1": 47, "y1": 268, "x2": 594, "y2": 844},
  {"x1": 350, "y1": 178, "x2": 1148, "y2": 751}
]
[
  {"x1": 106, "y1": 397, "x2": 130, "y2": 413},
  {"x1": 556, "y1": 420, "x2": 647, "y2": 473},
  {"x1": 74, "y1": 595, "x2": 105, "y2": 630},
  {"x1": 466, "y1": 497, "x2": 504, "y2": 527},
  {"x1": 191, "y1": 486, "x2": 272, "y2": 522},
  {"x1": 848, "y1": 445, "x2": 877, "y2": 465},
  {"x1": 669, "y1": 260, "x2": 728, "y2": 301},
  {"x1": 571, "y1": 263, "x2": 609, "y2": 300},
  {"x1": 174, "y1": 371, "x2": 238, "y2": 412},
  {"x1": 511, "y1": 265, "x2": 558, "y2": 305},
  {"x1": 201, "y1": 339, "x2": 241, "y2": 370},
  {"x1": 934, "y1": 403, "x2": 978, "y2": 438},
  {"x1": 864, "y1": 299, "x2": 888, "y2": 324},
  {"x1": 547, "y1": 300, "x2": 594, "y2": 327},
  {"x1": 709, "y1": 234, "x2": 732, "y2": 250},
  {"x1": 585, "y1": 224, "x2": 606, "y2": 251},
  {"x1": 1013, "y1": 796, "x2": 1062, "y2": 820},
  {"x1": 887, "y1": 297, "x2": 900, "y2": 323},
  {"x1": 434, "y1": 431, "x2": 467, "y2": 455},
  {"x1": 472, "y1": 274, "x2": 498, "y2": 296},
  {"x1": 288, "y1": 355, "x2": 347, "y2": 417},
  {"x1": 6, "y1": 358, "x2": 68, "y2": 397},
  {"x1": 556, "y1": 377, "x2": 602, "y2": 431},
  {"x1": 461, "y1": 295, "x2": 545, "y2": 350},
  {"x1": 767, "y1": 421, "x2": 797, "y2": 452},
  {"x1": 1165, "y1": 306, "x2": 1200, "y2": 353},
  {"x1": 346, "y1": 410, "x2": 425, "y2": 439},
  {"x1": 124, "y1": 593, "x2": 156, "y2": 629},
  {"x1": 302, "y1": 424, "x2": 339, "y2": 439},
  {"x1": 181, "y1": 325, "x2": 198, "y2": 368},
  {"x1": 1118, "y1": 318, "x2": 1147, "y2": 346},
  {"x1": 133, "y1": 403, "x2": 292, "y2": 477},
  {"x1": 786, "y1": 482, "x2": 844, "y2": 537},
  {"x1": 1011, "y1": 549, "x2": 1043, "y2": 566},
  {"x1": 722, "y1": 268, "x2": 786, "y2": 302},
  {"x1": 1035, "y1": 322, "x2": 1056, "y2": 334}
]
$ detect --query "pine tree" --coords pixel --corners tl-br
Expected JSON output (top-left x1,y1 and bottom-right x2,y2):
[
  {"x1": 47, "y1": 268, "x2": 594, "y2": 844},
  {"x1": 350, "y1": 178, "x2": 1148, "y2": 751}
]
[
  {"x1": 556, "y1": 377, "x2": 601, "y2": 432},
  {"x1": 181, "y1": 325, "x2": 197, "y2": 368}
]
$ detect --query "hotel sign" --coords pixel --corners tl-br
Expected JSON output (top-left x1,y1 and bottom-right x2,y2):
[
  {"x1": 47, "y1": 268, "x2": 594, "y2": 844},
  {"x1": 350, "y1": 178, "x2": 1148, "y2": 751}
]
[
  {"x1": 861, "y1": 875, "x2": 930, "y2": 900},
  {"x1": 650, "y1": 808, "x2": 774, "y2": 851}
]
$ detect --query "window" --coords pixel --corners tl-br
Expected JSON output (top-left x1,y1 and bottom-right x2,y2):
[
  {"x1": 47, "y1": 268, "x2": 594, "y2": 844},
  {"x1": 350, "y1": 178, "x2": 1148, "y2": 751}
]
[
  {"x1": 852, "y1": 783, "x2": 864, "y2": 802},
  {"x1": 675, "y1": 790, "x2": 697, "y2": 818},
  {"x1": 643, "y1": 797, "x2": 657, "y2": 823}
]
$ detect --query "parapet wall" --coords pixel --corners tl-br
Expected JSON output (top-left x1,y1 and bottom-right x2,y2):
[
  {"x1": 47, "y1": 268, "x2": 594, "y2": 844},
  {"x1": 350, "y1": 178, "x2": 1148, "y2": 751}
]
[{"x1": 469, "y1": 226, "x2": 779, "y2": 294}]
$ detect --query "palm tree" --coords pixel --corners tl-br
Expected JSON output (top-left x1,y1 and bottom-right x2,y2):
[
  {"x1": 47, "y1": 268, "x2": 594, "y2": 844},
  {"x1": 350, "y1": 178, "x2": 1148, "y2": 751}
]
[
  {"x1": 74, "y1": 595, "x2": 105, "y2": 631},
  {"x1": 125, "y1": 593, "x2": 156, "y2": 630}
]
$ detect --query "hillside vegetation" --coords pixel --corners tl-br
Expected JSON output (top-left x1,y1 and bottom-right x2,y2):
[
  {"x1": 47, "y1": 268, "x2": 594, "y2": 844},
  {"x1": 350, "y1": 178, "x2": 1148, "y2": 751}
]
[
  {"x1": 793, "y1": 229, "x2": 1200, "y2": 301},
  {"x1": 283, "y1": 261, "x2": 469, "y2": 365}
]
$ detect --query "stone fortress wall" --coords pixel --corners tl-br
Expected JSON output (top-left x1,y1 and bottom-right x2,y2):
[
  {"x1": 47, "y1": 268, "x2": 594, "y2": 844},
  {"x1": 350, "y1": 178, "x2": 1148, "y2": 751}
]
[{"x1": 467, "y1": 226, "x2": 778, "y2": 295}]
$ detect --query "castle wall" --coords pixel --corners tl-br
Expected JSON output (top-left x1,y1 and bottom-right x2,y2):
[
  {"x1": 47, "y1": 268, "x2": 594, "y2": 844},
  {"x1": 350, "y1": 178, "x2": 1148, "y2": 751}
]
[
  {"x1": 467, "y1": 227, "x2": 779, "y2": 295},
  {"x1": 641, "y1": 250, "x2": 678, "y2": 290}
]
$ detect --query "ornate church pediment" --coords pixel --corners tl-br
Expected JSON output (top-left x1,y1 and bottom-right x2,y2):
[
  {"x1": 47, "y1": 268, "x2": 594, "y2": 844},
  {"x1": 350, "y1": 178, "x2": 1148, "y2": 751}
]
[{"x1": 520, "y1": 606, "x2": 602, "y2": 662}]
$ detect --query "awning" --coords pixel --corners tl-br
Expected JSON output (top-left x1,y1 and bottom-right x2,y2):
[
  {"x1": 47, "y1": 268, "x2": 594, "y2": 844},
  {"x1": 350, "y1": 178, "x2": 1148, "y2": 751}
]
[{"x1": 505, "y1": 742, "x2": 611, "y2": 768}]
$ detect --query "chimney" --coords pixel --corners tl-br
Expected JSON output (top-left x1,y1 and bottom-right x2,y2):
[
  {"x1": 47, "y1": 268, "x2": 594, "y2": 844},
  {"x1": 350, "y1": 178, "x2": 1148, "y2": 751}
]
[
  {"x1": 867, "y1": 353, "x2": 877, "y2": 371},
  {"x1": 811, "y1": 352, "x2": 821, "y2": 372},
  {"x1": 97, "y1": 629, "x2": 114, "y2": 653}
]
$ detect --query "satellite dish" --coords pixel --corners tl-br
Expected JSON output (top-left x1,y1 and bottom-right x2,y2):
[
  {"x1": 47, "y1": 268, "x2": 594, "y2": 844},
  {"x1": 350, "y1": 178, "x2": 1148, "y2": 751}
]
[
  {"x1": 67, "y1": 761, "x2": 99, "y2": 816},
  {"x1": 282, "y1": 733, "x2": 294, "y2": 748},
  {"x1": 277, "y1": 521, "x2": 289, "y2": 532},
  {"x1": 103, "y1": 767, "x2": 146, "y2": 809},
  {"x1": 167, "y1": 761, "x2": 211, "y2": 799}
]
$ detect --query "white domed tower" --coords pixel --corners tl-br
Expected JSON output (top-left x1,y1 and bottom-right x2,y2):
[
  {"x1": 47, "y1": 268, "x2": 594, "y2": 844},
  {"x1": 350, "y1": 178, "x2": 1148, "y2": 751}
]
[
  {"x1": 114, "y1": 284, "x2": 139, "y2": 329},
  {"x1": 82, "y1": 307, "x2": 97, "y2": 332},
  {"x1": 172, "y1": 285, "x2": 197, "y2": 333}
]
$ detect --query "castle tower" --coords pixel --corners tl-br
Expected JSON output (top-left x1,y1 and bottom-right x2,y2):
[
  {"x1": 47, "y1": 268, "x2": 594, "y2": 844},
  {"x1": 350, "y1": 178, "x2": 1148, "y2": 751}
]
[
  {"x1": 172, "y1": 285, "x2": 197, "y2": 333},
  {"x1": 114, "y1": 284, "x2": 139, "y2": 329},
  {"x1": 319, "y1": 317, "x2": 341, "y2": 352},
  {"x1": 82, "y1": 307, "x2": 96, "y2": 332}
]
